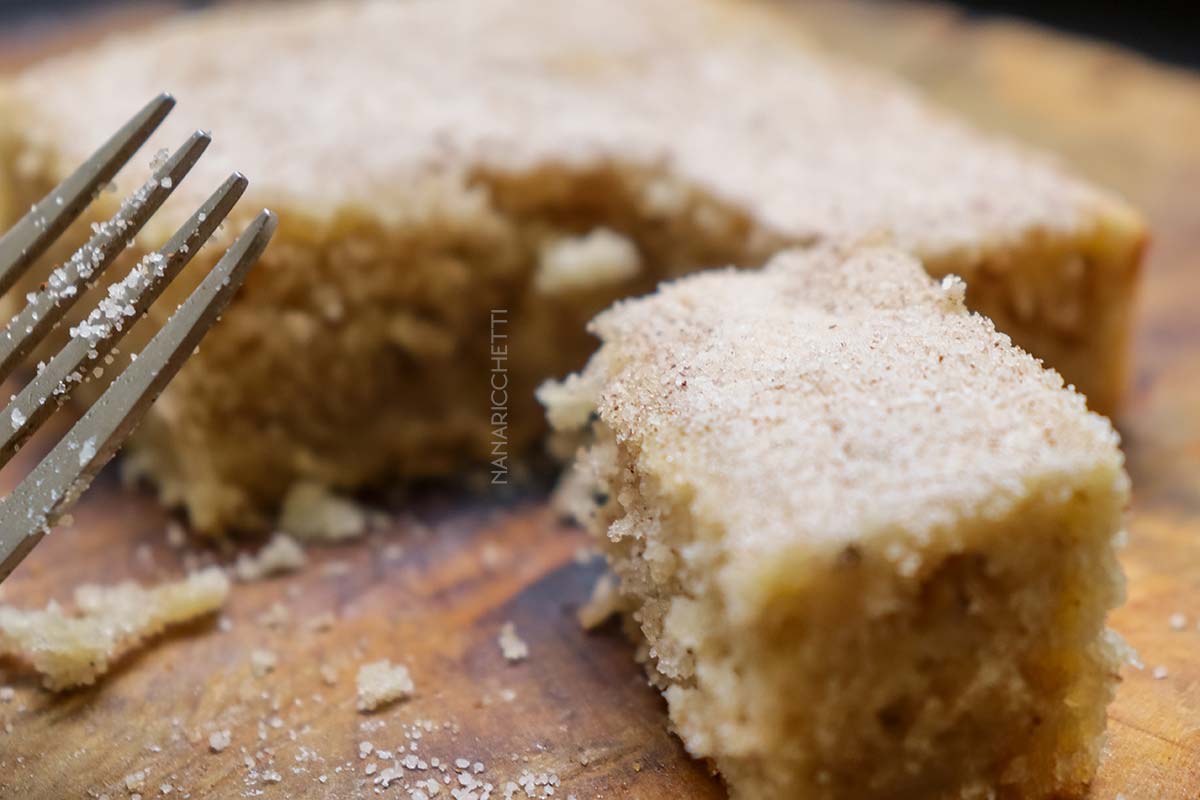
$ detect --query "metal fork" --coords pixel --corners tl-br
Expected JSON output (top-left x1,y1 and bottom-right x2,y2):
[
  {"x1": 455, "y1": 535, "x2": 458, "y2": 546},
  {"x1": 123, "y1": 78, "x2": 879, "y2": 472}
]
[{"x1": 0, "y1": 93, "x2": 277, "y2": 582}]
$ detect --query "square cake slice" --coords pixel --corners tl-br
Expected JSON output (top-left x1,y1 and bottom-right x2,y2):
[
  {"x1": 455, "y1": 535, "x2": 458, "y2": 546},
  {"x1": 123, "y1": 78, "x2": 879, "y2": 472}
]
[
  {"x1": 540, "y1": 246, "x2": 1129, "y2": 799},
  {"x1": 0, "y1": 0, "x2": 1143, "y2": 532}
]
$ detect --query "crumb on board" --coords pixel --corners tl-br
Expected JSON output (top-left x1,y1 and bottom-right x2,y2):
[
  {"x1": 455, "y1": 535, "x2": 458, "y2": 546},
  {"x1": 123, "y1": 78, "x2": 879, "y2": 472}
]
[
  {"x1": 498, "y1": 621, "x2": 529, "y2": 662},
  {"x1": 306, "y1": 611, "x2": 337, "y2": 633},
  {"x1": 234, "y1": 532, "x2": 307, "y2": 581},
  {"x1": 320, "y1": 663, "x2": 338, "y2": 686},
  {"x1": 256, "y1": 601, "x2": 290, "y2": 629},
  {"x1": 250, "y1": 648, "x2": 278, "y2": 678},
  {"x1": 278, "y1": 482, "x2": 367, "y2": 542},
  {"x1": 165, "y1": 521, "x2": 187, "y2": 549},
  {"x1": 125, "y1": 769, "x2": 147, "y2": 791},
  {"x1": 356, "y1": 659, "x2": 414, "y2": 712},
  {"x1": 578, "y1": 574, "x2": 622, "y2": 630},
  {"x1": 1169, "y1": 612, "x2": 1187, "y2": 631},
  {"x1": 0, "y1": 568, "x2": 228, "y2": 690}
]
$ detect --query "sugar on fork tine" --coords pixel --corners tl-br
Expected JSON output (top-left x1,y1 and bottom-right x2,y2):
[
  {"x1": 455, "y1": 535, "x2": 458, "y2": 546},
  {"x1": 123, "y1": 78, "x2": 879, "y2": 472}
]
[{"x1": 0, "y1": 93, "x2": 277, "y2": 582}]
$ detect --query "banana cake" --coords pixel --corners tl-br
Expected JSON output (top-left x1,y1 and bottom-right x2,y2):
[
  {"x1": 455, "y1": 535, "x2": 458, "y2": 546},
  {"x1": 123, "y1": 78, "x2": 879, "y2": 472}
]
[
  {"x1": 0, "y1": 0, "x2": 1144, "y2": 532},
  {"x1": 541, "y1": 246, "x2": 1129, "y2": 800}
]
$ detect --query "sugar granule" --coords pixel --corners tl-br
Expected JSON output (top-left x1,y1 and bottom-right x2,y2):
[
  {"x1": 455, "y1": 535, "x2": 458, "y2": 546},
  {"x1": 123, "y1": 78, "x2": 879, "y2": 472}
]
[{"x1": 208, "y1": 730, "x2": 232, "y2": 752}]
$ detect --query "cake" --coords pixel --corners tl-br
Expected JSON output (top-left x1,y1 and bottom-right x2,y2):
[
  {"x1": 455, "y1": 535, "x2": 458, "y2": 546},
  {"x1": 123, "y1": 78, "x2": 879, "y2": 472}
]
[
  {"x1": 540, "y1": 246, "x2": 1130, "y2": 799},
  {"x1": 0, "y1": 0, "x2": 1144, "y2": 532}
]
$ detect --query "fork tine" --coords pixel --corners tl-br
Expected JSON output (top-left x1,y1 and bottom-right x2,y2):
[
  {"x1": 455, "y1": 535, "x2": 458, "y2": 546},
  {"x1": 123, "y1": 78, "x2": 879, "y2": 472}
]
[
  {"x1": 0, "y1": 173, "x2": 249, "y2": 469},
  {"x1": 0, "y1": 130, "x2": 211, "y2": 383},
  {"x1": 0, "y1": 93, "x2": 174, "y2": 297},
  {"x1": 0, "y1": 210, "x2": 277, "y2": 582}
]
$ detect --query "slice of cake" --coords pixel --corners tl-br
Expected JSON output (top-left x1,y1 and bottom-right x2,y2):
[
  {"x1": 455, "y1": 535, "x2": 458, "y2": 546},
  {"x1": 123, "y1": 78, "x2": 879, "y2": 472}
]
[
  {"x1": 0, "y1": 0, "x2": 1143, "y2": 532},
  {"x1": 540, "y1": 246, "x2": 1129, "y2": 800}
]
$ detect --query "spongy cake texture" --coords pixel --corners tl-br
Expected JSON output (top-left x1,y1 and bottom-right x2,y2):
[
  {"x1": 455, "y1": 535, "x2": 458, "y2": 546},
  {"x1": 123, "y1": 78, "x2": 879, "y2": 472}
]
[
  {"x1": 0, "y1": 0, "x2": 1143, "y2": 531},
  {"x1": 543, "y1": 246, "x2": 1129, "y2": 799}
]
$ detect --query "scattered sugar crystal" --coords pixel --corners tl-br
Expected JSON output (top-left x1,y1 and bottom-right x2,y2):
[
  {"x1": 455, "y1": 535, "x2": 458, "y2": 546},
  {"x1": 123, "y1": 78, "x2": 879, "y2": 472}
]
[
  {"x1": 78, "y1": 436, "x2": 97, "y2": 466},
  {"x1": 1169, "y1": 613, "x2": 1187, "y2": 631},
  {"x1": 1153, "y1": 665, "x2": 1169, "y2": 680},
  {"x1": 208, "y1": 730, "x2": 232, "y2": 752}
]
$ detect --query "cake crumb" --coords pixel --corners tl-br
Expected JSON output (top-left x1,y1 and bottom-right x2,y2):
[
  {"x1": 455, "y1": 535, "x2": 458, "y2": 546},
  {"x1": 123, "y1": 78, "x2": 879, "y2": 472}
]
[
  {"x1": 0, "y1": 568, "x2": 229, "y2": 690},
  {"x1": 319, "y1": 663, "x2": 338, "y2": 686},
  {"x1": 306, "y1": 611, "x2": 337, "y2": 633},
  {"x1": 125, "y1": 770, "x2": 148, "y2": 791},
  {"x1": 535, "y1": 228, "x2": 641, "y2": 295},
  {"x1": 256, "y1": 601, "x2": 290, "y2": 629},
  {"x1": 279, "y1": 482, "x2": 367, "y2": 542},
  {"x1": 1169, "y1": 613, "x2": 1187, "y2": 631},
  {"x1": 578, "y1": 574, "x2": 621, "y2": 629},
  {"x1": 356, "y1": 659, "x2": 414, "y2": 712},
  {"x1": 1153, "y1": 665, "x2": 1169, "y2": 680},
  {"x1": 250, "y1": 649, "x2": 278, "y2": 677},
  {"x1": 235, "y1": 533, "x2": 307, "y2": 581},
  {"x1": 165, "y1": 521, "x2": 187, "y2": 549},
  {"x1": 498, "y1": 622, "x2": 529, "y2": 662}
]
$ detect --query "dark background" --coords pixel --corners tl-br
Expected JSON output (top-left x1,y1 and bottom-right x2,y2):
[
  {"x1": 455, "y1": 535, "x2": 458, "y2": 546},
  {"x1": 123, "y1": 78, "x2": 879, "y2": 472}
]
[{"x1": 0, "y1": 0, "x2": 1196, "y2": 69}]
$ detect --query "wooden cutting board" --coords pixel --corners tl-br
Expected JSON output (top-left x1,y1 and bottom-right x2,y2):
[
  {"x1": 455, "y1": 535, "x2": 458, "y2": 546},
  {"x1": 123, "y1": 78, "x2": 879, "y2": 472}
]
[{"x1": 1, "y1": 2, "x2": 1199, "y2": 797}]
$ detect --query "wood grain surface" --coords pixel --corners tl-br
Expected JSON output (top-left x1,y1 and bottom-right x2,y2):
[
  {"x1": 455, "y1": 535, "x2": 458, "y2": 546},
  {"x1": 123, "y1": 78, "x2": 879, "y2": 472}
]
[{"x1": 1, "y1": 2, "x2": 1198, "y2": 798}]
